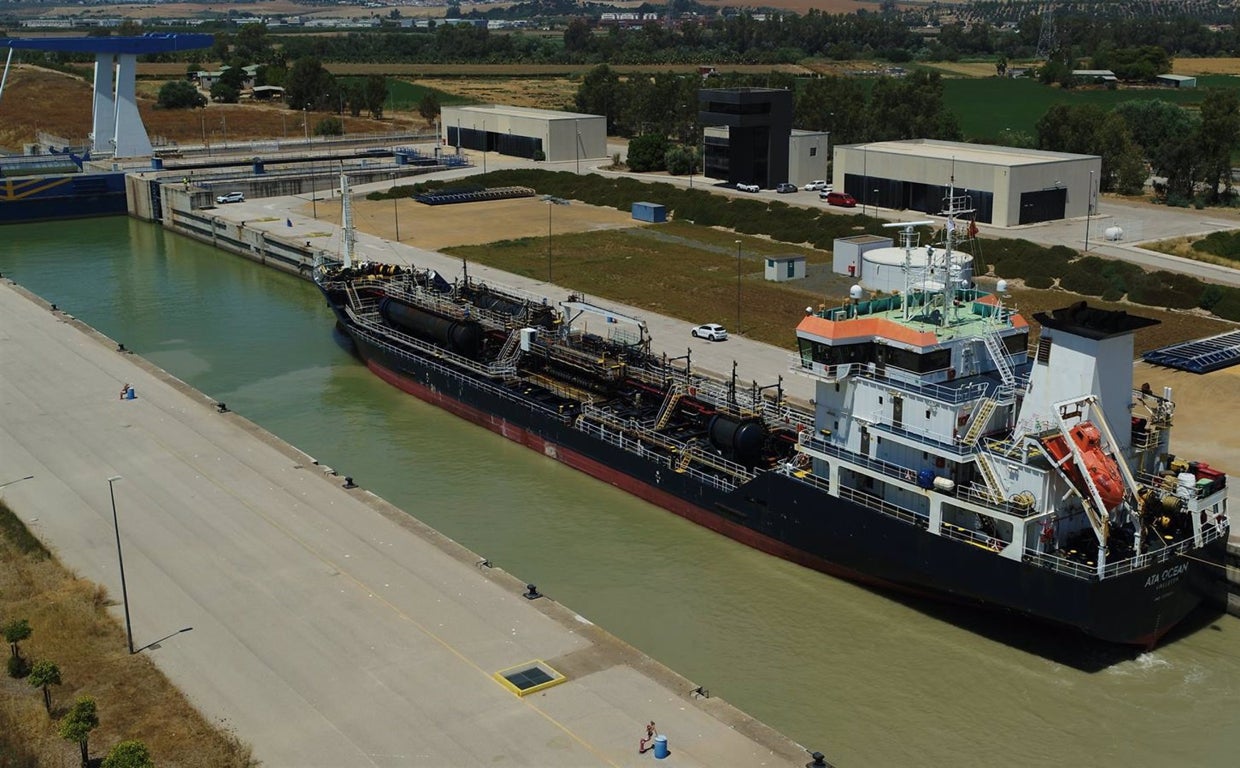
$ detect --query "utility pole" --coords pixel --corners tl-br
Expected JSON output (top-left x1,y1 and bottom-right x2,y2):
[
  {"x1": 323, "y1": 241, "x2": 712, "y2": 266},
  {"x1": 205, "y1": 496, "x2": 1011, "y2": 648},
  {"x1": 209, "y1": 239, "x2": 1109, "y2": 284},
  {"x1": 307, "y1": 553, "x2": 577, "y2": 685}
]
[
  {"x1": 107, "y1": 476, "x2": 135, "y2": 655},
  {"x1": 735, "y1": 239, "x2": 742, "y2": 334},
  {"x1": 1084, "y1": 169, "x2": 1094, "y2": 252}
]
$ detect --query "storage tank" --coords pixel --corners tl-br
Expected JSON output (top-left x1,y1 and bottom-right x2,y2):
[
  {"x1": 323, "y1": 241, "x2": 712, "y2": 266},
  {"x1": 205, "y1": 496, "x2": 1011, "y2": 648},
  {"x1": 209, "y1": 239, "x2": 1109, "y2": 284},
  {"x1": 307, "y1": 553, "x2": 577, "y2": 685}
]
[
  {"x1": 379, "y1": 298, "x2": 483, "y2": 358},
  {"x1": 858, "y1": 246, "x2": 973, "y2": 293},
  {"x1": 707, "y1": 414, "x2": 767, "y2": 464}
]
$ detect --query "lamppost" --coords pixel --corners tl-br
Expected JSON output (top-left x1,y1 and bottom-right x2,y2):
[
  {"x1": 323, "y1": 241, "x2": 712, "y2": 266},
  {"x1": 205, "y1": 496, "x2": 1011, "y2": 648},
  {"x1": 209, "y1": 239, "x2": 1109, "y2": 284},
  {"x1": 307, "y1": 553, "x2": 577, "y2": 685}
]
[
  {"x1": 1084, "y1": 169, "x2": 1094, "y2": 252},
  {"x1": 547, "y1": 200, "x2": 553, "y2": 282},
  {"x1": 872, "y1": 187, "x2": 879, "y2": 224},
  {"x1": 220, "y1": 115, "x2": 227, "y2": 149},
  {"x1": 735, "y1": 239, "x2": 742, "y2": 334},
  {"x1": 200, "y1": 114, "x2": 207, "y2": 154},
  {"x1": 575, "y1": 118, "x2": 580, "y2": 174},
  {"x1": 303, "y1": 104, "x2": 310, "y2": 143},
  {"x1": 392, "y1": 175, "x2": 400, "y2": 243},
  {"x1": 107, "y1": 476, "x2": 135, "y2": 655}
]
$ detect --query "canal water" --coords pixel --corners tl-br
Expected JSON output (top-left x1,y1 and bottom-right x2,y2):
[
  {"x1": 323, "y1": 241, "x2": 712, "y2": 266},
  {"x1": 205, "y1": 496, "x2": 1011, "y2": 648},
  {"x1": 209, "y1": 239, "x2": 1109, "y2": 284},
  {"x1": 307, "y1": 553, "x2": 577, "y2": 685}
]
[{"x1": 3, "y1": 217, "x2": 1238, "y2": 767}]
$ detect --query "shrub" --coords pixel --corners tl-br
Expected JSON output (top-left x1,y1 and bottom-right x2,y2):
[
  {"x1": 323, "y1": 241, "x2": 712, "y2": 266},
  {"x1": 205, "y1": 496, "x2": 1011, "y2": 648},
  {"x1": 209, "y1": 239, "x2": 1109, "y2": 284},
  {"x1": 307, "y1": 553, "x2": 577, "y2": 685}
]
[
  {"x1": 1126, "y1": 270, "x2": 1203, "y2": 309},
  {"x1": 626, "y1": 134, "x2": 670, "y2": 172},
  {"x1": 533, "y1": 149, "x2": 545, "y2": 162},
  {"x1": 1025, "y1": 274, "x2": 1055, "y2": 289},
  {"x1": 210, "y1": 82, "x2": 239, "y2": 104},
  {"x1": 157, "y1": 80, "x2": 206, "y2": 109},
  {"x1": 1209, "y1": 286, "x2": 1240, "y2": 321},
  {"x1": 1199, "y1": 283, "x2": 1226, "y2": 311},
  {"x1": 664, "y1": 145, "x2": 695, "y2": 176},
  {"x1": 7, "y1": 654, "x2": 30, "y2": 678},
  {"x1": 314, "y1": 117, "x2": 343, "y2": 136},
  {"x1": 102, "y1": 740, "x2": 154, "y2": 768}
]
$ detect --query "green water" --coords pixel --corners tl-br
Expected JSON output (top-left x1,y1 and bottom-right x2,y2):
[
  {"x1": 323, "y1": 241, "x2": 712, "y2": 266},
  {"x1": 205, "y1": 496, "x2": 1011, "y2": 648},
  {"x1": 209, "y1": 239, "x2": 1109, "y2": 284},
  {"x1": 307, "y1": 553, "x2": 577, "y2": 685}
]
[{"x1": 3, "y1": 217, "x2": 1238, "y2": 767}]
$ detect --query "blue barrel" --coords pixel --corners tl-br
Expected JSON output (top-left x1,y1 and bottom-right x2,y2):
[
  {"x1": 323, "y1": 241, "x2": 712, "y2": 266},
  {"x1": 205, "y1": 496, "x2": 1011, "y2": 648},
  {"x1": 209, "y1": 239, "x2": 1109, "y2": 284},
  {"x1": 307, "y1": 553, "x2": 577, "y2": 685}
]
[
  {"x1": 653, "y1": 735, "x2": 668, "y2": 759},
  {"x1": 125, "y1": 387, "x2": 135, "y2": 400},
  {"x1": 151, "y1": 157, "x2": 164, "y2": 170},
  {"x1": 917, "y1": 468, "x2": 935, "y2": 489}
]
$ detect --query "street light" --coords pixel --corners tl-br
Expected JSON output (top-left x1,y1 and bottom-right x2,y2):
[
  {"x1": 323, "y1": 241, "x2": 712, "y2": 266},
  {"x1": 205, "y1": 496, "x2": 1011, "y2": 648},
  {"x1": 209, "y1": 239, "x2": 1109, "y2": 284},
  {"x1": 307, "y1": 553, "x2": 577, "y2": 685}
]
[
  {"x1": 548, "y1": 200, "x2": 553, "y2": 281},
  {"x1": 303, "y1": 104, "x2": 310, "y2": 143},
  {"x1": 220, "y1": 115, "x2": 227, "y2": 149},
  {"x1": 107, "y1": 476, "x2": 135, "y2": 655},
  {"x1": 1084, "y1": 169, "x2": 1094, "y2": 252},
  {"x1": 735, "y1": 239, "x2": 742, "y2": 334},
  {"x1": 575, "y1": 118, "x2": 580, "y2": 174},
  {"x1": 392, "y1": 175, "x2": 400, "y2": 243}
]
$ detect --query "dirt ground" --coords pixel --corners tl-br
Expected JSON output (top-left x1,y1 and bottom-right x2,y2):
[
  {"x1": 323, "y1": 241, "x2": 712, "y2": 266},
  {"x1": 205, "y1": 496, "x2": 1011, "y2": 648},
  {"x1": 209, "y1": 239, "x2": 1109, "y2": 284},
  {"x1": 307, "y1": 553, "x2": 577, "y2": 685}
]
[
  {"x1": 1134, "y1": 362, "x2": 1240, "y2": 474},
  {"x1": 304, "y1": 193, "x2": 644, "y2": 252}
]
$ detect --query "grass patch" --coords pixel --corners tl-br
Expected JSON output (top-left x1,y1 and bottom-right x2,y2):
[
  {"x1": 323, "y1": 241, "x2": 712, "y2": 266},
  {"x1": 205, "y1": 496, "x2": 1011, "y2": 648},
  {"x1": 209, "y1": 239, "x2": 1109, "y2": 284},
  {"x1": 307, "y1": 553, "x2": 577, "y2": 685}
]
[
  {"x1": 943, "y1": 77, "x2": 1221, "y2": 140},
  {"x1": 0, "y1": 499, "x2": 255, "y2": 768}
]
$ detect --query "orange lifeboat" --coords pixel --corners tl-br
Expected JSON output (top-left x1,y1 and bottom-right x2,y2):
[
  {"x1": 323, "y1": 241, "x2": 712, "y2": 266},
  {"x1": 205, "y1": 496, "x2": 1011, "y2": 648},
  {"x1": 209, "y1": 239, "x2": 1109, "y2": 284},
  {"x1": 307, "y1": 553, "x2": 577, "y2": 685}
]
[{"x1": 1042, "y1": 423, "x2": 1125, "y2": 510}]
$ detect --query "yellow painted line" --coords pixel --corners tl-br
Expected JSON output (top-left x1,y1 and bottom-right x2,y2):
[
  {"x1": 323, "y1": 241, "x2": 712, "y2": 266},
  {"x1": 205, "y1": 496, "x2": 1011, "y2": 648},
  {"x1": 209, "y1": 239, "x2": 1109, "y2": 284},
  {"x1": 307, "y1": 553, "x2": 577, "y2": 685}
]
[
  {"x1": 1, "y1": 176, "x2": 73, "y2": 201},
  {"x1": 130, "y1": 408, "x2": 622, "y2": 767}
]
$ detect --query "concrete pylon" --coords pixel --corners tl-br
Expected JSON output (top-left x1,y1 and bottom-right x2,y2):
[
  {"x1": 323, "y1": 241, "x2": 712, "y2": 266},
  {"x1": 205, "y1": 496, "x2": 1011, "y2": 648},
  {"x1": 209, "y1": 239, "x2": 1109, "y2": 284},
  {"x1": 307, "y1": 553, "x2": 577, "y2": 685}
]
[
  {"x1": 91, "y1": 53, "x2": 115, "y2": 154},
  {"x1": 111, "y1": 54, "x2": 152, "y2": 158}
]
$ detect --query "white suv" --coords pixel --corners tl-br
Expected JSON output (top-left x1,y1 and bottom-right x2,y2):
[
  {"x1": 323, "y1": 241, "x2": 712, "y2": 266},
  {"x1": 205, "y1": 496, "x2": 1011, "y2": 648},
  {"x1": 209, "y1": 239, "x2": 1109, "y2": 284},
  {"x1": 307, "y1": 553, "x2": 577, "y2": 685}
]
[
  {"x1": 216, "y1": 192, "x2": 245, "y2": 204},
  {"x1": 735, "y1": 183, "x2": 759, "y2": 193},
  {"x1": 803, "y1": 180, "x2": 829, "y2": 191},
  {"x1": 691, "y1": 323, "x2": 728, "y2": 341}
]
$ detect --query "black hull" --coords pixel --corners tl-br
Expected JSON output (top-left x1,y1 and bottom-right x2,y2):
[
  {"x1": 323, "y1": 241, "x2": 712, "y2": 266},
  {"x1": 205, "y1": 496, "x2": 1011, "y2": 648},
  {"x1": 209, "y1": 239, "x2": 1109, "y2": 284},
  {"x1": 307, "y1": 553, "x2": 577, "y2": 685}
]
[{"x1": 330, "y1": 302, "x2": 1228, "y2": 647}]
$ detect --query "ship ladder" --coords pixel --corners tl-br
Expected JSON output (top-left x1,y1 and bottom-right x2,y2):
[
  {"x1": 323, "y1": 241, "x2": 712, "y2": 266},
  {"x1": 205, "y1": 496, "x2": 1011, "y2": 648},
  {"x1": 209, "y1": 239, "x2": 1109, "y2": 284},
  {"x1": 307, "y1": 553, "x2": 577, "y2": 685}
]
[
  {"x1": 497, "y1": 330, "x2": 521, "y2": 363},
  {"x1": 675, "y1": 446, "x2": 694, "y2": 473},
  {"x1": 973, "y1": 450, "x2": 1005, "y2": 502},
  {"x1": 344, "y1": 281, "x2": 364, "y2": 311},
  {"x1": 960, "y1": 398, "x2": 998, "y2": 445},
  {"x1": 981, "y1": 331, "x2": 1018, "y2": 403},
  {"x1": 655, "y1": 385, "x2": 684, "y2": 431}
]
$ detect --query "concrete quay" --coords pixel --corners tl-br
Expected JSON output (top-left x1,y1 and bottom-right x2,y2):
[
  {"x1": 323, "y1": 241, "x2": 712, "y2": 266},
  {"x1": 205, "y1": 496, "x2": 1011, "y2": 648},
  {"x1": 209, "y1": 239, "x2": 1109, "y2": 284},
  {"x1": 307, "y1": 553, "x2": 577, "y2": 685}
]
[{"x1": 0, "y1": 278, "x2": 812, "y2": 767}]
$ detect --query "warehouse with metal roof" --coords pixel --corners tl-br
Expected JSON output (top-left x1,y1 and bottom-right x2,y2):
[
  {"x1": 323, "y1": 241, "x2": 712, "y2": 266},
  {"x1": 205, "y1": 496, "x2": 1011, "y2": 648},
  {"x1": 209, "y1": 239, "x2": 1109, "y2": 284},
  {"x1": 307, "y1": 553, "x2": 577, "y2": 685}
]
[
  {"x1": 439, "y1": 105, "x2": 605, "y2": 163},
  {"x1": 832, "y1": 139, "x2": 1101, "y2": 227}
]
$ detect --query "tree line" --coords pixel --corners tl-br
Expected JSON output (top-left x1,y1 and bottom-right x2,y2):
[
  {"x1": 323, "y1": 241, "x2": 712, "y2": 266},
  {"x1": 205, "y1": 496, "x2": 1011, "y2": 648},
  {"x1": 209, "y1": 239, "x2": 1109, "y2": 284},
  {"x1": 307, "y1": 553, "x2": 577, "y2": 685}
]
[{"x1": 128, "y1": 9, "x2": 1240, "y2": 69}]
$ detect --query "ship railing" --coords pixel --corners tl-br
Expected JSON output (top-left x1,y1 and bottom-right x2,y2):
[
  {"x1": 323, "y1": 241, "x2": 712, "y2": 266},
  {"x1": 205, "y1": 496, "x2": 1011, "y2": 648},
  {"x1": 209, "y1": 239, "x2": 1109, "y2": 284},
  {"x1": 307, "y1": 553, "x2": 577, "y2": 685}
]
[
  {"x1": 1021, "y1": 551, "x2": 1097, "y2": 580},
  {"x1": 1022, "y1": 522, "x2": 1229, "y2": 581},
  {"x1": 804, "y1": 437, "x2": 919, "y2": 485},
  {"x1": 573, "y1": 418, "x2": 740, "y2": 493},
  {"x1": 1136, "y1": 469, "x2": 1226, "y2": 500},
  {"x1": 851, "y1": 366, "x2": 990, "y2": 405},
  {"x1": 939, "y1": 522, "x2": 1006, "y2": 552},
  {"x1": 866, "y1": 420, "x2": 976, "y2": 458},
  {"x1": 353, "y1": 318, "x2": 527, "y2": 384},
  {"x1": 837, "y1": 485, "x2": 927, "y2": 528}
]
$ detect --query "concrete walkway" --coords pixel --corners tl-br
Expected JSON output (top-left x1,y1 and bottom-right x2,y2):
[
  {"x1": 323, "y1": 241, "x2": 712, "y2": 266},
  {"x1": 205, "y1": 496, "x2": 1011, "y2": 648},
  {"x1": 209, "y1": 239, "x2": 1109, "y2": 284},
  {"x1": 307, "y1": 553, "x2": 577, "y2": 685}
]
[{"x1": 0, "y1": 279, "x2": 808, "y2": 767}]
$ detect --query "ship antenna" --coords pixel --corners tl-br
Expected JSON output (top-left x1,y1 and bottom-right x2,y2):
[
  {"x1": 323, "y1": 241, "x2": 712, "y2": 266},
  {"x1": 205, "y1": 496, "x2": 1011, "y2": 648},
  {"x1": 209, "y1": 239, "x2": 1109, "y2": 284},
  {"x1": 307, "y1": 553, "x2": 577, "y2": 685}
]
[
  {"x1": 340, "y1": 171, "x2": 354, "y2": 269},
  {"x1": 881, "y1": 220, "x2": 933, "y2": 322}
]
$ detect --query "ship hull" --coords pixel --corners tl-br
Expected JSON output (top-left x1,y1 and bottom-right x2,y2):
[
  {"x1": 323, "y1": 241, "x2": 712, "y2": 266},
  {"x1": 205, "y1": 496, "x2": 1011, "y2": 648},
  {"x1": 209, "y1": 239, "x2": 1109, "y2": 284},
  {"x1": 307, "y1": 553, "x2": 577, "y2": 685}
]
[{"x1": 336, "y1": 307, "x2": 1227, "y2": 647}]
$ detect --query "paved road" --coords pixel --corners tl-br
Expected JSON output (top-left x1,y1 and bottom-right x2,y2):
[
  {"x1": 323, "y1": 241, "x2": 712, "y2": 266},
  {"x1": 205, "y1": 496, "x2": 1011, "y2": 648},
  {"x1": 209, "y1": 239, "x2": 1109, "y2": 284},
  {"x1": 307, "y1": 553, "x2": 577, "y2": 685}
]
[{"x1": 0, "y1": 279, "x2": 807, "y2": 768}]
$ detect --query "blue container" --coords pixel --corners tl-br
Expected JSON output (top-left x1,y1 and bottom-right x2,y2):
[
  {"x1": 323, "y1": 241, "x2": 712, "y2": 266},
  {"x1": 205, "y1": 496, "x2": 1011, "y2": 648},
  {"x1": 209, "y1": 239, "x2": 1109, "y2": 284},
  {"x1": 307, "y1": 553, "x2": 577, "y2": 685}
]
[
  {"x1": 653, "y1": 735, "x2": 668, "y2": 759},
  {"x1": 632, "y1": 201, "x2": 666, "y2": 223},
  {"x1": 151, "y1": 157, "x2": 164, "y2": 170},
  {"x1": 917, "y1": 468, "x2": 935, "y2": 489},
  {"x1": 125, "y1": 387, "x2": 135, "y2": 400},
  {"x1": 253, "y1": 160, "x2": 265, "y2": 175}
]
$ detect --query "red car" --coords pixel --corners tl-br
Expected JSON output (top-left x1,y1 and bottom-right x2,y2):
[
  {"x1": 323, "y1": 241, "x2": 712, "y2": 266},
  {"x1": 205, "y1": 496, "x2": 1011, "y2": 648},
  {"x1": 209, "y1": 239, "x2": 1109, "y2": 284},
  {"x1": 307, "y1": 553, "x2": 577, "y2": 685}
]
[{"x1": 822, "y1": 191, "x2": 857, "y2": 208}]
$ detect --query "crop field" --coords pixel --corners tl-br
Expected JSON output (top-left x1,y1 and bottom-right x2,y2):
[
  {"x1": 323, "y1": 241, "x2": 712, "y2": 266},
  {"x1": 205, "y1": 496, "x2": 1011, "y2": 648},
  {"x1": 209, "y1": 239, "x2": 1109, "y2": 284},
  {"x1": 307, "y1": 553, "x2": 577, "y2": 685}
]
[{"x1": 943, "y1": 77, "x2": 1237, "y2": 139}]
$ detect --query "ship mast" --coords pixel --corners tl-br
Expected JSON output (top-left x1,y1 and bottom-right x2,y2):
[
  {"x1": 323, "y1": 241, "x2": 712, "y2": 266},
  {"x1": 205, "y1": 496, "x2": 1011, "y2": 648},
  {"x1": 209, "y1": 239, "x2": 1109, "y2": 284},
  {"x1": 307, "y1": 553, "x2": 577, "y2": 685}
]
[{"x1": 340, "y1": 172, "x2": 355, "y2": 269}]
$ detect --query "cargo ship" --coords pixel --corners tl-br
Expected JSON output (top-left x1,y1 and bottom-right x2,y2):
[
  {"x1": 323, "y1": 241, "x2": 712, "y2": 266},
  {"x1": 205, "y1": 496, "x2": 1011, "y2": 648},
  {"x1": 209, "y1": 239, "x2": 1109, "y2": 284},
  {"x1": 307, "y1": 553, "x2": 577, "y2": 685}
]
[{"x1": 314, "y1": 178, "x2": 1229, "y2": 646}]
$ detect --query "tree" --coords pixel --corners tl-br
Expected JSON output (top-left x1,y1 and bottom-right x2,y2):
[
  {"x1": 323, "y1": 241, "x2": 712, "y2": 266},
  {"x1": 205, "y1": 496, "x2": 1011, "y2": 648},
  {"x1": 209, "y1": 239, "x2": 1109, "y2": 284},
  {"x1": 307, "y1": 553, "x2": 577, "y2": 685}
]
[
  {"x1": 1114, "y1": 100, "x2": 1201, "y2": 201},
  {"x1": 102, "y1": 740, "x2": 154, "y2": 768},
  {"x1": 1197, "y1": 89, "x2": 1240, "y2": 200},
  {"x1": 284, "y1": 56, "x2": 337, "y2": 112},
  {"x1": 364, "y1": 75, "x2": 388, "y2": 120},
  {"x1": 315, "y1": 117, "x2": 343, "y2": 136},
  {"x1": 418, "y1": 91, "x2": 440, "y2": 126},
  {"x1": 59, "y1": 695, "x2": 99, "y2": 768},
  {"x1": 233, "y1": 23, "x2": 271, "y2": 64},
  {"x1": 626, "y1": 134, "x2": 670, "y2": 172},
  {"x1": 158, "y1": 80, "x2": 206, "y2": 109},
  {"x1": 574, "y1": 65, "x2": 622, "y2": 135},
  {"x1": 4, "y1": 618, "x2": 31, "y2": 661},
  {"x1": 210, "y1": 82, "x2": 240, "y2": 103},
  {"x1": 28, "y1": 659, "x2": 61, "y2": 715}
]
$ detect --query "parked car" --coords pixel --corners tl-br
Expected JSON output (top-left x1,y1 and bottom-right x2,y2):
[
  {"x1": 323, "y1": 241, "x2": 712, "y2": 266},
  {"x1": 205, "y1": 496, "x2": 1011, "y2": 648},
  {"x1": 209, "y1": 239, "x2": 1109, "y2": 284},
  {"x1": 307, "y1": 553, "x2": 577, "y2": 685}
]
[
  {"x1": 776, "y1": 182, "x2": 798, "y2": 193},
  {"x1": 803, "y1": 180, "x2": 829, "y2": 192},
  {"x1": 691, "y1": 323, "x2": 728, "y2": 341},
  {"x1": 821, "y1": 191, "x2": 856, "y2": 207},
  {"x1": 216, "y1": 192, "x2": 245, "y2": 204},
  {"x1": 736, "y1": 182, "x2": 760, "y2": 193}
]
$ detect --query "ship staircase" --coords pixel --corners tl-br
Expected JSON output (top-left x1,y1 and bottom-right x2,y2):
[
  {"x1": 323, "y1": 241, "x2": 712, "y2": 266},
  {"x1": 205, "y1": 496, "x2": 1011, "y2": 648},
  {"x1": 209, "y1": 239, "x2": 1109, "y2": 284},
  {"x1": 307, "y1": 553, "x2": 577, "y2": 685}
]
[
  {"x1": 655, "y1": 383, "x2": 684, "y2": 431},
  {"x1": 981, "y1": 329, "x2": 1019, "y2": 405},
  {"x1": 492, "y1": 331, "x2": 523, "y2": 379},
  {"x1": 971, "y1": 448, "x2": 1006, "y2": 503},
  {"x1": 960, "y1": 398, "x2": 998, "y2": 445}
]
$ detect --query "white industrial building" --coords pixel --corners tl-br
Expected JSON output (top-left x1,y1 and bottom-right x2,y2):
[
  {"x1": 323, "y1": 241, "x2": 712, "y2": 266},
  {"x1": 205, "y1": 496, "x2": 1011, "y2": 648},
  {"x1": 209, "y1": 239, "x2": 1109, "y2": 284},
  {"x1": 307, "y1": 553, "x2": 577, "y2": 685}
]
[
  {"x1": 832, "y1": 139, "x2": 1101, "y2": 227},
  {"x1": 440, "y1": 105, "x2": 606, "y2": 163}
]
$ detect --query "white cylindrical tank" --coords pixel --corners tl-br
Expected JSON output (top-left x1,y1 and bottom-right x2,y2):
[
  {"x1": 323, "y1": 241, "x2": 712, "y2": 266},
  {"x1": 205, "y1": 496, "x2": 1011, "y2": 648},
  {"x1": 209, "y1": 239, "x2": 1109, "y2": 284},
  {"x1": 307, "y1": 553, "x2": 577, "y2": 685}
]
[
  {"x1": 858, "y1": 247, "x2": 974, "y2": 293},
  {"x1": 1105, "y1": 226, "x2": 1123, "y2": 241}
]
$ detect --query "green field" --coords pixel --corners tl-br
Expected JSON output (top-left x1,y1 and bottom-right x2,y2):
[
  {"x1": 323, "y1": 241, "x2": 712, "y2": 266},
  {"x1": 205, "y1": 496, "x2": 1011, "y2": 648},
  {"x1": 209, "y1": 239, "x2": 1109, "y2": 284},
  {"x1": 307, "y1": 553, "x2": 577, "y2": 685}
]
[
  {"x1": 943, "y1": 76, "x2": 1240, "y2": 139},
  {"x1": 338, "y1": 76, "x2": 475, "y2": 113}
]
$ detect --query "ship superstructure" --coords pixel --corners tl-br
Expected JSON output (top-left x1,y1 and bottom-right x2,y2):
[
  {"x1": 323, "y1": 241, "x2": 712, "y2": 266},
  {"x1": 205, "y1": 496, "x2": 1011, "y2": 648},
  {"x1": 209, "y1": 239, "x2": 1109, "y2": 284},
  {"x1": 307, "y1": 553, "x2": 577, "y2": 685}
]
[{"x1": 314, "y1": 177, "x2": 1229, "y2": 647}]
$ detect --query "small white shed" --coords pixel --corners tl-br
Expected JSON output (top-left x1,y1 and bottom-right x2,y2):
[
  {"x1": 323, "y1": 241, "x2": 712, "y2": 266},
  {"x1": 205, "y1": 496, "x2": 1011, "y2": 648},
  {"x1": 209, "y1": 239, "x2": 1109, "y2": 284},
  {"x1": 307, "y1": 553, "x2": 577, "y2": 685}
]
[{"x1": 765, "y1": 255, "x2": 806, "y2": 282}]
